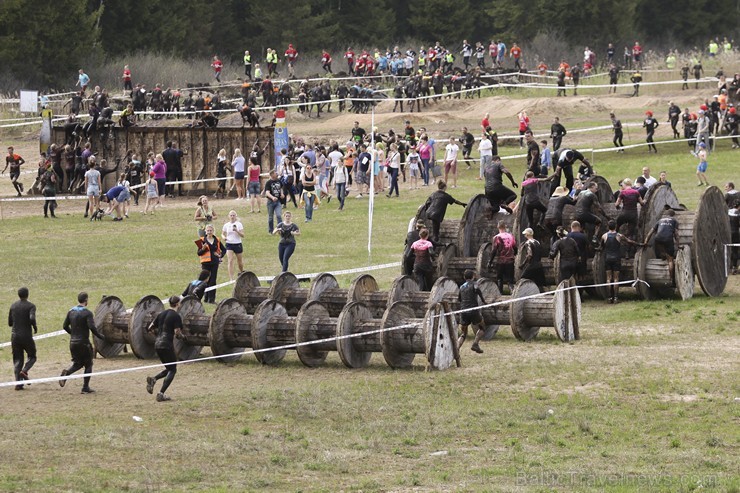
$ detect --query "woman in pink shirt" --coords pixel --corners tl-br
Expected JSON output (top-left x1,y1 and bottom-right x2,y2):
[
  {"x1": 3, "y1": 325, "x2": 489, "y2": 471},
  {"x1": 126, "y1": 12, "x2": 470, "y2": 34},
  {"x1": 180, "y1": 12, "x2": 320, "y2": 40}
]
[
  {"x1": 247, "y1": 157, "x2": 262, "y2": 213},
  {"x1": 518, "y1": 111, "x2": 530, "y2": 148},
  {"x1": 151, "y1": 154, "x2": 167, "y2": 205},
  {"x1": 418, "y1": 135, "x2": 432, "y2": 186}
]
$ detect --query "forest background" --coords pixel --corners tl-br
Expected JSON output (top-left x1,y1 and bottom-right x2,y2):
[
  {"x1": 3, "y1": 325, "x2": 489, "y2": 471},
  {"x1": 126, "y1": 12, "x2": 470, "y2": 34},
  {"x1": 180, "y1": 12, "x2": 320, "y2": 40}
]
[{"x1": 1, "y1": 0, "x2": 739, "y2": 90}]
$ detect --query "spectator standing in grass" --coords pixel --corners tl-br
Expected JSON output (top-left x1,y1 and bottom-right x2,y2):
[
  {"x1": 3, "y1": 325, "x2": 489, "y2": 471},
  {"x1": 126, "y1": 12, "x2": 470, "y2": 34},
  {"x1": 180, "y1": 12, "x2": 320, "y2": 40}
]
[
  {"x1": 264, "y1": 170, "x2": 284, "y2": 233},
  {"x1": 194, "y1": 195, "x2": 217, "y2": 237},
  {"x1": 273, "y1": 211, "x2": 300, "y2": 272},
  {"x1": 221, "y1": 210, "x2": 245, "y2": 281},
  {"x1": 247, "y1": 157, "x2": 262, "y2": 213}
]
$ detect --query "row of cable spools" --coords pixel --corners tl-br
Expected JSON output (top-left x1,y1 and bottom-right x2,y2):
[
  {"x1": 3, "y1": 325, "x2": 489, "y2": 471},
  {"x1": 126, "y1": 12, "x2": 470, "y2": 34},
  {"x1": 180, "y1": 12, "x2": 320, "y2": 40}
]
[
  {"x1": 92, "y1": 271, "x2": 582, "y2": 369},
  {"x1": 409, "y1": 177, "x2": 731, "y2": 301}
]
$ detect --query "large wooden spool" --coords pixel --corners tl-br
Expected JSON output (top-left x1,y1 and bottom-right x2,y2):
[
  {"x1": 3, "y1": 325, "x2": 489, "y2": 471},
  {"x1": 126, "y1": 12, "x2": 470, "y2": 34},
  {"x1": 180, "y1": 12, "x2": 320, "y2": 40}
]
[
  {"x1": 93, "y1": 294, "x2": 163, "y2": 359},
  {"x1": 336, "y1": 301, "x2": 458, "y2": 370},
  {"x1": 414, "y1": 204, "x2": 463, "y2": 250},
  {"x1": 173, "y1": 296, "x2": 209, "y2": 360},
  {"x1": 692, "y1": 186, "x2": 731, "y2": 296},
  {"x1": 387, "y1": 276, "x2": 459, "y2": 317},
  {"x1": 458, "y1": 194, "x2": 516, "y2": 256},
  {"x1": 508, "y1": 279, "x2": 581, "y2": 342},
  {"x1": 637, "y1": 185, "x2": 681, "y2": 241},
  {"x1": 634, "y1": 245, "x2": 694, "y2": 300},
  {"x1": 209, "y1": 297, "x2": 254, "y2": 363}
]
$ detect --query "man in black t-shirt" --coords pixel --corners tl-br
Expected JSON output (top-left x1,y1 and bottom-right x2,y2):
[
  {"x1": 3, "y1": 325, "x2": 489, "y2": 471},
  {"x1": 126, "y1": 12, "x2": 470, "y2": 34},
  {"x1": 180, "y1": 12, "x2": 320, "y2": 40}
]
[
  {"x1": 422, "y1": 180, "x2": 466, "y2": 243},
  {"x1": 525, "y1": 131, "x2": 540, "y2": 177},
  {"x1": 8, "y1": 287, "x2": 37, "y2": 390},
  {"x1": 484, "y1": 156, "x2": 518, "y2": 215},
  {"x1": 574, "y1": 182, "x2": 606, "y2": 244},
  {"x1": 61, "y1": 292, "x2": 104, "y2": 394},
  {"x1": 553, "y1": 148, "x2": 592, "y2": 193},
  {"x1": 350, "y1": 121, "x2": 366, "y2": 147},
  {"x1": 550, "y1": 117, "x2": 567, "y2": 151},
  {"x1": 146, "y1": 295, "x2": 184, "y2": 402},
  {"x1": 456, "y1": 270, "x2": 487, "y2": 354},
  {"x1": 264, "y1": 170, "x2": 284, "y2": 234}
]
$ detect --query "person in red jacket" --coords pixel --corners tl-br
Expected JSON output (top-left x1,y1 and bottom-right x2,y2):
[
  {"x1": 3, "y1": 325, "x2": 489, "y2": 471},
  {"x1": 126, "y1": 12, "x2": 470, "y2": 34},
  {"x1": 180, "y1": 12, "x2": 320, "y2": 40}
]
[
  {"x1": 344, "y1": 47, "x2": 355, "y2": 75},
  {"x1": 284, "y1": 44, "x2": 298, "y2": 78},
  {"x1": 211, "y1": 55, "x2": 223, "y2": 83},
  {"x1": 321, "y1": 50, "x2": 332, "y2": 74}
]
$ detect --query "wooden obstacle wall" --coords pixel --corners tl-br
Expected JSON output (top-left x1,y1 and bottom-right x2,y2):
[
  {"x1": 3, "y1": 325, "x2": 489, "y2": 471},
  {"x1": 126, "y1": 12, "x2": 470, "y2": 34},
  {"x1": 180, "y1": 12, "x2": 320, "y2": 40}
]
[{"x1": 52, "y1": 125, "x2": 275, "y2": 191}]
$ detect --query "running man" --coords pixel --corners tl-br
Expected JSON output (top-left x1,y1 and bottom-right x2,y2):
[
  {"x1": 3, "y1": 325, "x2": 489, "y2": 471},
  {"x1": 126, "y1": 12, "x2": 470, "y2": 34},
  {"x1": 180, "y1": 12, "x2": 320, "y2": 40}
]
[
  {"x1": 456, "y1": 270, "x2": 487, "y2": 354},
  {"x1": 60, "y1": 292, "x2": 104, "y2": 394},
  {"x1": 146, "y1": 295, "x2": 184, "y2": 402},
  {"x1": 643, "y1": 111, "x2": 659, "y2": 153},
  {"x1": 3, "y1": 146, "x2": 25, "y2": 196},
  {"x1": 8, "y1": 287, "x2": 37, "y2": 390}
]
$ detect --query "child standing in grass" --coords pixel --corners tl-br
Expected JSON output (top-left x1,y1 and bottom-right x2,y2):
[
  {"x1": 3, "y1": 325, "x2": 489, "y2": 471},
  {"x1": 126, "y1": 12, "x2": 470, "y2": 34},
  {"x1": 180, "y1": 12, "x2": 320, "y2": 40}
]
[
  {"x1": 142, "y1": 171, "x2": 159, "y2": 214},
  {"x1": 407, "y1": 145, "x2": 420, "y2": 190},
  {"x1": 696, "y1": 142, "x2": 710, "y2": 186}
]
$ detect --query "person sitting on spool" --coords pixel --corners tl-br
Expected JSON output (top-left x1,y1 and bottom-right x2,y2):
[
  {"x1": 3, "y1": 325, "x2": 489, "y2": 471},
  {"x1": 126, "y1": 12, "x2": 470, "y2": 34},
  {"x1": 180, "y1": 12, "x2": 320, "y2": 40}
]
[
  {"x1": 456, "y1": 269, "x2": 487, "y2": 354},
  {"x1": 574, "y1": 181, "x2": 606, "y2": 246},
  {"x1": 643, "y1": 209, "x2": 680, "y2": 285}
]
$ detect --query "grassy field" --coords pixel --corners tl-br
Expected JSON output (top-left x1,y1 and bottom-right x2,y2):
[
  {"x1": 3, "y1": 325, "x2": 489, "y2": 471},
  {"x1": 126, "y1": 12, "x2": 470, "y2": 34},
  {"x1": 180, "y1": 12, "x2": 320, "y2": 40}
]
[{"x1": 0, "y1": 89, "x2": 739, "y2": 492}]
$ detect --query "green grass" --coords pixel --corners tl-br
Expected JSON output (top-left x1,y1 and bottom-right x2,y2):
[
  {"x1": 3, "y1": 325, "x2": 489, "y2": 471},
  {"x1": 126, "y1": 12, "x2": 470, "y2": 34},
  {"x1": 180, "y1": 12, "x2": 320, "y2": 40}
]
[{"x1": 0, "y1": 100, "x2": 738, "y2": 492}]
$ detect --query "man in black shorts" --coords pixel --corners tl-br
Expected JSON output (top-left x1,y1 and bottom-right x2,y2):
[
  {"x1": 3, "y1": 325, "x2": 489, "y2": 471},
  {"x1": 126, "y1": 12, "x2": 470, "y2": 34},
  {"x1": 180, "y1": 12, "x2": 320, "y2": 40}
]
[
  {"x1": 483, "y1": 155, "x2": 518, "y2": 215},
  {"x1": 146, "y1": 295, "x2": 184, "y2": 402},
  {"x1": 600, "y1": 220, "x2": 643, "y2": 303},
  {"x1": 456, "y1": 270, "x2": 487, "y2": 354},
  {"x1": 61, "y1": 292, "x2": 104, "y2": 394},
  {"x1": 8, "y1": 287, "x2": 38, "y2": 390},
  {"x1": 644, "y1": 209, "x2": 680, "y2": 284},
  {"x1": 182, "y1": 270, "x2": 210, "y2": 301},
  {"x1": 574, "y1": 181, "x2": 606, "y2": 245},
  {"x1": 3, "y1": 147, "x2": 26, "y2": 196}
]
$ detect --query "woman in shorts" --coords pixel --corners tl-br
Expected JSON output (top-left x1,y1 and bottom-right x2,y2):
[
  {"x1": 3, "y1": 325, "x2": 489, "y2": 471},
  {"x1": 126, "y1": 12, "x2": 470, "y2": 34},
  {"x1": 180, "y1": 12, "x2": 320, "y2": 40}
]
[
  {"x1": 84, "y1": 157, "x2": 101, "y2": 217},
  {"x1": 247, "y1": 156, "x2": 262, "y2": 212},
  {"x1": 221, "y1": 210, "x2": 245, "y2": 281},
  {"x1": 143, "y1": 172, "x2": 159, "y2": 214},
  {"x1": 406, "y1": 145, "x2": 420, "y2": 190},
  {"x1": 232, "y1": 148, "x2": 246, "y2": 200}
]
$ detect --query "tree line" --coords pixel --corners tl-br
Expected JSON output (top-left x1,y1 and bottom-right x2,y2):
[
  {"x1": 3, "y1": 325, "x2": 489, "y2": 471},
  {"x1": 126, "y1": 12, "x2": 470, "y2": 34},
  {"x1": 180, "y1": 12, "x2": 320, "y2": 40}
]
[{"x1": 0, "y1": 0, "x2": 736, "y2": 90}]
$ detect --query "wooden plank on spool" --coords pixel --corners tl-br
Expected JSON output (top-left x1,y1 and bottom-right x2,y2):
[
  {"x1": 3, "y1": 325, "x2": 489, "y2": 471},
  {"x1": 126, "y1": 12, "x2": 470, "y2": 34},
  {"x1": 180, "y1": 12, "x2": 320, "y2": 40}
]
[
  {"x1": 553, "y1": 281, "x2": 574, "y2": 342},
  {"x1": 380, "y1": 302, "x2": 418, "y2": 369},
  {"x1": 251, "y1": 299, "x2": 289, "y2": 365},
  {"x1": 476, "y1": 277, "x2": 502, "y2": 340},
  {"x1": 422, "y1": 303, "x2": 456, "y2": 370},
  {"x1": 675, "y1": 246, "x2": 695, "y2": 301},
  {"x1": 475, "y1": 242, "x2": 498, "y2": 280},
  {"x1": 693, "y1": 186, "x2": 732, "y2": 296},
  {"x1": 435, "y1": 244, "x2": 458, "y2": 284}
]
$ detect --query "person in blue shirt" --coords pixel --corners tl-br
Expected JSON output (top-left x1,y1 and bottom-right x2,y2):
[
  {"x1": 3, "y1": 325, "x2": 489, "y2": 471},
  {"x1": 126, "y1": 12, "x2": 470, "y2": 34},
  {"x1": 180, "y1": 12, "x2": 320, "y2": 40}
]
[
  {"x1": 182, "y1": 270, "x2": 210, "y2": 300},
  {"x1": 540, "y1": 140, "x2": 552, "y2": 176},
  {"x1": 76, "y1": 69, "x2": 90, "y2": 94},
  {"x1": 496, "y1": 41, "x2": 507, "y2": 67}
]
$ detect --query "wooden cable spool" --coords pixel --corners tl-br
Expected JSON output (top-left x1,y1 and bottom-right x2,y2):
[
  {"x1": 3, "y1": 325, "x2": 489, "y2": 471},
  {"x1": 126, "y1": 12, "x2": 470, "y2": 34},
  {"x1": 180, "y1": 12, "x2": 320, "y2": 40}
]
[
  {"x1": 634, "y1": 245, "x2": 694, "y2": 300},
  {"x1": 387, "y1": 276, "x2": 459, "y2": 317},
  {"x1": 173, "y1": 296, "x2": 209, "y2": 360},
  {"x1": 93, "y1": 294, "x2": 163, "y2": 359},
  {"x1": 458, "y1": 194, "x2": 516, "y2": 256},
  {"x1": 208, "y1": 298, "x2": 254, "y2": 363},
  {"x1": 336, "y1": 301, "x2": 457, "y2": 370},
  {"x1": 508, "y1": 279, "x2": 581, "y2": 342}
]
